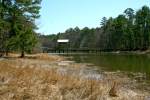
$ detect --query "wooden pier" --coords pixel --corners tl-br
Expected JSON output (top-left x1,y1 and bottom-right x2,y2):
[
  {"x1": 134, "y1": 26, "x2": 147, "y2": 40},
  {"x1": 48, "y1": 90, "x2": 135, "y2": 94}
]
[{"x1": 42, "y1": 48, "x2": 105, "y2": 53}]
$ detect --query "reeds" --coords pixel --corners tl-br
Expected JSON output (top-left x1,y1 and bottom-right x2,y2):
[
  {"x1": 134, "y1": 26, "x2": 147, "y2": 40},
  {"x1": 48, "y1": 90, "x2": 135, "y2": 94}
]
[{"x1": 0, "y1": 54, "x2": 146, "y2": 100}]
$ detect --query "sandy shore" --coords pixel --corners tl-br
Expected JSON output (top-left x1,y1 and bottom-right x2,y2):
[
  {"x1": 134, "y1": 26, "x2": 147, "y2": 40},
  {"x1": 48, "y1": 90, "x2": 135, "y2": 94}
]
[{"x1": 0, "y1": 53, "x2": 149, "y2": 100}]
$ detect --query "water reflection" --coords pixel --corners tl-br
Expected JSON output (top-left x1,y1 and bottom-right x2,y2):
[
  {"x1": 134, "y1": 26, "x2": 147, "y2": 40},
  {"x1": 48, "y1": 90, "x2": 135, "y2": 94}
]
[{"x1": 63, "y1": 53, "x2": 150, "y2": 81}]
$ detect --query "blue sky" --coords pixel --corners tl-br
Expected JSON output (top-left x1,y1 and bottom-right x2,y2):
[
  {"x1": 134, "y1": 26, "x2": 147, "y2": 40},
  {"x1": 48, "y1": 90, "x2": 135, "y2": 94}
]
[{"x1": 36, "y1": 0, "x2": 149, "y2": 35}]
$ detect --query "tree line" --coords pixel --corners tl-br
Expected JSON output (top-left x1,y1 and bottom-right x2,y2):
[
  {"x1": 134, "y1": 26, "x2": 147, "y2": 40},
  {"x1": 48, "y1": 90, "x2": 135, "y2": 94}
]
[
  {"x1": 0, "y1": 0, "x2": 41, "y2": 57},
  {"x1": 41, "y1": 5, "x2": 150, "y2": 51}
]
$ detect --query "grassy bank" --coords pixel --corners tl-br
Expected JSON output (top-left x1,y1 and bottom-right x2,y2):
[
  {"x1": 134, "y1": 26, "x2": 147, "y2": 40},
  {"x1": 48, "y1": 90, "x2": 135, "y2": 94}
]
[{"x1": 0, "y1": 53, "x2": 148, "y2": 100}]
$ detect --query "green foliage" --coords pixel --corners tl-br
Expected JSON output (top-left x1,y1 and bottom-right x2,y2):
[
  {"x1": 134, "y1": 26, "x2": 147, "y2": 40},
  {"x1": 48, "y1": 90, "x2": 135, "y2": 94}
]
[
  {"x1": 0, "y1": 0, "x2": 41, "y2": 57},
  {"x1": 42, "y1": 5, "x2": 150, "y2": 51}
]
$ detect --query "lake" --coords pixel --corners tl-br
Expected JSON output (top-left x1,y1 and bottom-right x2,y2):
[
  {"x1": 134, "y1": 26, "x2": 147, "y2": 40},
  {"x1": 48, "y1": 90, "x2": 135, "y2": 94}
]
[{"x1": 60, "y1": 53, "x2": 150, "y2": 82}]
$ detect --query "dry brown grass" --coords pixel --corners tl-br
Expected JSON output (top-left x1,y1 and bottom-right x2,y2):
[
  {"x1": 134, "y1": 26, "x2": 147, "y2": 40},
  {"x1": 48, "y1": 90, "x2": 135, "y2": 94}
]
[
  {"x1": 6, "y1": 53, "x2": 63, "y2": 61},
  {"x1": 0, "y1": 54, "x2": 147, "y2": 100}
]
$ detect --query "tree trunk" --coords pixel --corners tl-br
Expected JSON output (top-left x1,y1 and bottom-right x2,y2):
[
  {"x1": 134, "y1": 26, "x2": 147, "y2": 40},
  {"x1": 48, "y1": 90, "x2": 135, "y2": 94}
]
[
  {"x1": 5, "y1": 49, "x2": 9, "y2": 56},
  {"x1": 6, "y1": 52, "x2": 8, "y2": 56},
  {"x1": 20, "y1": 51, "x2": 25, "y2": 58}
]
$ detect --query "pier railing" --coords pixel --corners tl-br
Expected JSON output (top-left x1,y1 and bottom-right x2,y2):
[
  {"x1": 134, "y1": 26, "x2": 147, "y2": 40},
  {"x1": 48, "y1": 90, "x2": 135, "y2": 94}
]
[{"x1": 42, "y1": 48, "x2": 108, "y2": 53}]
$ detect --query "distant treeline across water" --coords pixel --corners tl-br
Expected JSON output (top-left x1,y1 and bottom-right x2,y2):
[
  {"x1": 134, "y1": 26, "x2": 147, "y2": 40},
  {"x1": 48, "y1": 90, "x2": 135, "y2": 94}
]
[{"x1": 40, "y1": 5, "x2": 150, "y2": 52}]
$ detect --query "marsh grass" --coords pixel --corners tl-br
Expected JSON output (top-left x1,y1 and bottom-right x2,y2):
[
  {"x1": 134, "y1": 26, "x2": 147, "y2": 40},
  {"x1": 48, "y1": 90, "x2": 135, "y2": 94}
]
[{"x1": 0, "y1": 54, "x2": 147, "y2": 100}]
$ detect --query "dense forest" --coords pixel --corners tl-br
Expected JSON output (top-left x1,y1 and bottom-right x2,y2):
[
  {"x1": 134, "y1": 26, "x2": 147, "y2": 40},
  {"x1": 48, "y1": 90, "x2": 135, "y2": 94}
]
[
  {"x1": 0, "y1": 2, "x2": 150, "y2": 56},
  {"x1": 41, "y1": 5, "x2": 150, "y2": 51},
  {"x1": 0, "y1": 0, "x2": 41, "y2": 57}
]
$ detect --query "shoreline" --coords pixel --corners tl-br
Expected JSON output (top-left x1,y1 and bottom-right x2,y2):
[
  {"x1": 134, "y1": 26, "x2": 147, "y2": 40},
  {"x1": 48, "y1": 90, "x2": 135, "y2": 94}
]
[
  {"x1": 48, "y1": 50, "x2": 150, "y2": 56},
  {"x1": 0, "y1": 53, "x2": 149, "y2": 100}
]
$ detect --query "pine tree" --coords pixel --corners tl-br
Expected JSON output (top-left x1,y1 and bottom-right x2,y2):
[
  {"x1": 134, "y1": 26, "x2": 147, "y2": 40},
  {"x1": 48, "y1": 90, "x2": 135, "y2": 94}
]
[{"x1": 8, "y1": 0, "x2": 42, "y2": 57}]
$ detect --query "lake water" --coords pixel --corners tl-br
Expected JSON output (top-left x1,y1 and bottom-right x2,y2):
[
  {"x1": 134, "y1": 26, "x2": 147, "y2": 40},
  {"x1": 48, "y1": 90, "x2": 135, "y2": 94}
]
[{"x1": 61, "y1": 53, "x2": 150, "y2": 81}]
